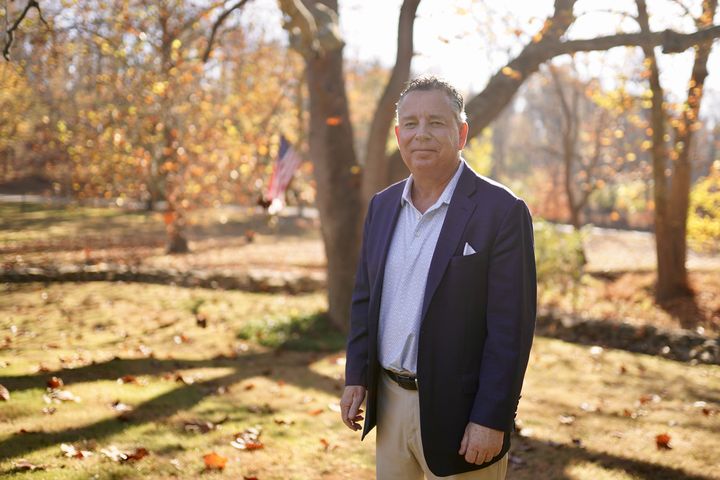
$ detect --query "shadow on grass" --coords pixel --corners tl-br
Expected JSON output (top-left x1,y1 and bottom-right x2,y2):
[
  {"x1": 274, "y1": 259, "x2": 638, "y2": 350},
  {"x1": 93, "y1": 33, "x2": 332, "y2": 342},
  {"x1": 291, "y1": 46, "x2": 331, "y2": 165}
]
[
  {"x1": 0, "y1": 348, "x2": 344, "y2": 463},
  {"x1": 510, "y1": 434, "x2": 713, "y2": 480}
]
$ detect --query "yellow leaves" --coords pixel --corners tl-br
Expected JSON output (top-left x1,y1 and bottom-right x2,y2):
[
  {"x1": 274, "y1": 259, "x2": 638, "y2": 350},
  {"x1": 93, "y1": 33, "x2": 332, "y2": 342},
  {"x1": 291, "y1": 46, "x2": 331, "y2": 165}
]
[
  {"x1": 172, "y1": 39, "x2": 182, "y2": 50},
  {"x1": 501, "y1": 67, "x2": 522, "y2": 80},
  {"x1": 626, "y1": 153, "x2": 637, "y2": 162},
  {"x1": 613, "y1": 129, "x2": 624, "y2": 139},
  {"x1": 152, "y1": 81, "x2": 167, "y2": 96},
  {"x1": 641, "y1": 140, "x2": 652, "y2": 151}
]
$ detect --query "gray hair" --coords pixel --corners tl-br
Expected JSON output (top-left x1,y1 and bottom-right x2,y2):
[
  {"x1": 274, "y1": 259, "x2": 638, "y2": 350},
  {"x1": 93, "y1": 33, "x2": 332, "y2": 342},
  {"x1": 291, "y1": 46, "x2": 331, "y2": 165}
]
[{"x1": 396, "y1": 76, "x2": 467, "y2": 125}]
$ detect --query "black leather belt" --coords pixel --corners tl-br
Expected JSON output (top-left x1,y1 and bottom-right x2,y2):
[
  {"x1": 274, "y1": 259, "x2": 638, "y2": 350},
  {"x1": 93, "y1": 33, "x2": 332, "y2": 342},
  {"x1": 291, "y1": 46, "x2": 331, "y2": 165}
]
[{"x1": 384, "y1": 369, "x2": 418, "y2": 390}]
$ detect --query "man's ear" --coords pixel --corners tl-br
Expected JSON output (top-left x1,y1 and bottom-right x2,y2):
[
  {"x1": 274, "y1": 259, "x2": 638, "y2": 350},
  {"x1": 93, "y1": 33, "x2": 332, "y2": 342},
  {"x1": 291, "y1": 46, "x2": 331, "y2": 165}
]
[
  {"x1": 395, "y1": 125, "x2": 400, "y2": 144},
  {"x1": 458, "y1": 122, "x2": 469, "y2": 150}
]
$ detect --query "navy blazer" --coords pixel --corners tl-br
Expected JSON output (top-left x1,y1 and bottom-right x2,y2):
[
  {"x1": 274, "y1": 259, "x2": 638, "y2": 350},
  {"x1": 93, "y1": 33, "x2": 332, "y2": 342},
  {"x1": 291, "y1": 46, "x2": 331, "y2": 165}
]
[{"x1": 345, "y1": 162, "x2": 537, "y2": 476}]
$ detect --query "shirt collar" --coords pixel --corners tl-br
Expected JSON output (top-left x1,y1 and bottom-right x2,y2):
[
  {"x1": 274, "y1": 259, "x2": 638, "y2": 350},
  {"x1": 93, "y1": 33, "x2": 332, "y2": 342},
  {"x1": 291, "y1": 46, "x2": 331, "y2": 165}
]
[{"x1": 401, "y1": 159, "x2": 465, "y2": 209}]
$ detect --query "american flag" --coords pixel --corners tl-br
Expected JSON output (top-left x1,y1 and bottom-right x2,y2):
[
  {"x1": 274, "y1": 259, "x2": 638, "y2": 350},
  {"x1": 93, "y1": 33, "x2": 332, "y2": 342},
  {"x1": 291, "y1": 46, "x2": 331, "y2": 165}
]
[{"x1": 266, "y1": 136, "x2": 302, "y2": 207}]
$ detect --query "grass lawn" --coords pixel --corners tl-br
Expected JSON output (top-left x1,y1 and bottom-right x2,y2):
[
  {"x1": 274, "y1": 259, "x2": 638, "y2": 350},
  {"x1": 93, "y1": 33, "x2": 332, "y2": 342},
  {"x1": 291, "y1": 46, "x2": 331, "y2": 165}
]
[{"x1": 1, "y1": 282, "x2": 719, "y2": 479}]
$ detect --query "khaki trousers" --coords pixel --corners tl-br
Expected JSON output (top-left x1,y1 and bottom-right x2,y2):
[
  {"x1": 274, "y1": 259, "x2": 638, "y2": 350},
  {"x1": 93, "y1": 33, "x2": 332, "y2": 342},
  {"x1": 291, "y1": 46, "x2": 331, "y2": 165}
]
[{"x1": 376, "y1": 371, "x2": 508, "y2": 480}]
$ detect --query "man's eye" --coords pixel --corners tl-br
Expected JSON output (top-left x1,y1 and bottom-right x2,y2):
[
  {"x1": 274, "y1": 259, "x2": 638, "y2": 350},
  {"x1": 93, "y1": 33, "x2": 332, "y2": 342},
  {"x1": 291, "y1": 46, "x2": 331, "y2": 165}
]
[
  {"x1": 431, "y1": 121, "x2": 443, "y2": 126},
  {"x1": 404, "y1": 122, "x2": 416, "y2": 127}
]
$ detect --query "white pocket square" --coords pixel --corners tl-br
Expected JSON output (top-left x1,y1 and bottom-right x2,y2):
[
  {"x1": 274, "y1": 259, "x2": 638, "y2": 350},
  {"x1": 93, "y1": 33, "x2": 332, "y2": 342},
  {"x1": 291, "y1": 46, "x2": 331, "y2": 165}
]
[{"x1": 463, "y1": 242, "x2": 476, "y2": 256}]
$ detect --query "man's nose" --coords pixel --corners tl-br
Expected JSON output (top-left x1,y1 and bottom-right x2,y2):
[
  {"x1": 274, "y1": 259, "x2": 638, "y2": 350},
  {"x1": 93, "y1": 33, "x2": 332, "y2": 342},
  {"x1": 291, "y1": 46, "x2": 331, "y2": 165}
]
[{"x1": 416, "y1": 122, "x2": 431, "y2": 139}]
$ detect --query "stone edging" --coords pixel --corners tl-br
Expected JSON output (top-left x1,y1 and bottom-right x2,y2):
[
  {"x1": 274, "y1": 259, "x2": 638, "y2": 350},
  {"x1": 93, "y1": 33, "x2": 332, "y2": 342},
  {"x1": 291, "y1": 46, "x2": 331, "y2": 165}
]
[
  {"x1": 0, "y1": 265, "x2": 325, "y2": 295},
  {"x1": 536, "y1": 312, "x2": 719, "y2": 365}
]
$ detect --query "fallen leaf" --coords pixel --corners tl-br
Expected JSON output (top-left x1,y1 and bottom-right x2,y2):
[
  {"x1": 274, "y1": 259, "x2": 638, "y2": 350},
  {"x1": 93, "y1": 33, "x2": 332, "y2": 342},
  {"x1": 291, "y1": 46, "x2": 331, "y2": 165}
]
[
  {"x1": 126, "y1": 447, "x2": 149, "y2": 461},
  {"x1": 571, "y1": 438, "x2": 583, "y2": 447},
  {"x1": 42, "y1": 407, "x2": 56, "y2": 415},
  {"x1": 111, "y1": 400, "x2": 133, "y2": 413},
  {"x1": 184, "y1": 419, "x2": 217, "y2": 434},
  {"x1": 13, "y1": 459, "x2": 44, "y2": 471},
  {"x1": 247, "y1": 403, "x2": 275, "y2": 415},
  {"x1": 47, "y1": 376, "x2": 64, "y2": 389},
  {"x1": 101, "y1": 445, "x2": 127, "y2": 462},
  {"x1": 320, "y1": 438, "x2": 332, "y2": 451},
  {"x1": 196, "y1": 314, "x2": 208, "y2": 328},
  {"x1": 244, "y1": 383, "x2": 255, "y2": 391},
  {"x1": 655, "y1": 433, "x2": 672, "y2": 450},
  {"x1": 308, "y1": 408, "x2": 324, "y2": 416},
  {"x1": 36, "y1": 363, "x2": 52, "y2": 373},
  {"x1": 273, "y1": 417, "x2": 294, "y2": 426},
  {"x1": 175, "y1": 373, "x2": 194, "y2": 385},
  {"x1": 231, "y1": 427, "x2": 264, "y2": 451},
  {"x1": 61, "y1": 443, "x2": 92, "y2": 459},
  {"x1": 639, "y1": 394, "x2": 661, "y2": 405},
  {"x1": 118, "y1": 375, "x2": 139, "y2": 384},
  {"x1": 47, "y1": 389, "x2": 81, "y2": 403},
  {"x1": 558, "y1": 415, "x2": 575, "y2": 425},
  {"x1": 244, "y1": 477, "x2": 259, "y2": 480},
  {"x1": 589, "y1": 346, "x2": 604, "y2": 358},
  {"x1": 203, "y1": 452, "x2": 228, "y2": 470},
  {"x1": 0, "y1": 384, "x2": 9, "y2": 401},
  {"x1": 327, "y1": 403, "x2": 341, "y2": 413}
]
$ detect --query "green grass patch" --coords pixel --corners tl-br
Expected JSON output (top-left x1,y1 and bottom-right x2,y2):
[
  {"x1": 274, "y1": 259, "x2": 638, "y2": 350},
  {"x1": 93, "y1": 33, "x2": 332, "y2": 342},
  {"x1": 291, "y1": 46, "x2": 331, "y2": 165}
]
[{"x1": 236, "y1": 312, "x2": 346, "y2": 351}]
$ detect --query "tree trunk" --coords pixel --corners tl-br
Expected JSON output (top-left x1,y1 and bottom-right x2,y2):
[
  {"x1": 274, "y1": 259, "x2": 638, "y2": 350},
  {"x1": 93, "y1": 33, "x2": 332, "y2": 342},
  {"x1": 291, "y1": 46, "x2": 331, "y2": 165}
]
[
  {"x1": 665, "y1": 0, "x2": 717, "y2": 300},
  {"x1": 637, "y1": 0, "x2": 687, "y2": 301},
  {"x1": 361, "y1": 0, "x2": 419, "y2": 205},
  {"x1": 305, "y1": 35, "x2": 363, "y2": 332}
]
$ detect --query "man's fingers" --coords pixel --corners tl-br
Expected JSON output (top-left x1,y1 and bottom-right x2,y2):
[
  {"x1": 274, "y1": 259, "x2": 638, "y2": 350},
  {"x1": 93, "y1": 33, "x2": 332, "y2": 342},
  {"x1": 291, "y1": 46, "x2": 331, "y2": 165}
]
[
  {"x1": 464, "y1": 449, "x2": 478, "y2": 464},
  {"x1": 348, "y1": 392, "x2": 363, "y2": 420},
  {"x1": 458, "y1": 431, "x2": 468, "y2": 455}
]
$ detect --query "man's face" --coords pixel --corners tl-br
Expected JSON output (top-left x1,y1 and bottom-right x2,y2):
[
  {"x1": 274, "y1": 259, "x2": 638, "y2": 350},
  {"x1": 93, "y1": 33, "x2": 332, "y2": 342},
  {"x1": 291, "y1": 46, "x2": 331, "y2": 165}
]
[{"x1": 395, "y1": 89, "x2": 468, "y2": 178}]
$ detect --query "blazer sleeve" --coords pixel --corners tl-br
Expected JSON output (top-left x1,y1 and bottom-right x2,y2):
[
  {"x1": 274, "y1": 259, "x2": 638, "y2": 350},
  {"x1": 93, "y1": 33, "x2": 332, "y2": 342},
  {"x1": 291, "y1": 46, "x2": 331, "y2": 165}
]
[
  {"x1": 469, "y1": 198, "x2": 537, "y2": 431},
  {"x1": 344, "y1": 195, "x2": 376, "y2": 387}
]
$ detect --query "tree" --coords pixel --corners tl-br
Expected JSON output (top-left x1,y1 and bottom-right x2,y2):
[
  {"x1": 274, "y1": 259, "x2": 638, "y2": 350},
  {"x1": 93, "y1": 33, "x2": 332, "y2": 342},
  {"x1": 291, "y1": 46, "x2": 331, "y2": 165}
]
[
  {"x1": 636, "y1": 0, "x2": 717, "y2": 302},
  {"x1": 277, "y1": 0, "x2": 720, "y2": 330},
  {"x1": 5, "y1": 0, "x2": 720, "y2": 329}
]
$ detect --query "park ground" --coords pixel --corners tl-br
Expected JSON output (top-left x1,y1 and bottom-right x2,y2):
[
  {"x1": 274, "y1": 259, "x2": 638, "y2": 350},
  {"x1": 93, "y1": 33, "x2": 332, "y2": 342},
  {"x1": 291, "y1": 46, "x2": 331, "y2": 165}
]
[{"x1": 1, "y1": 202, "x2": 719, "y2": 479}]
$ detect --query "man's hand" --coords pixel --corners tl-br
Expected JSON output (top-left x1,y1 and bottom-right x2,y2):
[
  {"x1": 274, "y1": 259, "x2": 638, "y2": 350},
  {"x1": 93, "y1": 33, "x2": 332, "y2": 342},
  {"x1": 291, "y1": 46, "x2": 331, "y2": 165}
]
[
  {"x1": 458, "y1": 422, "x2": 503, "y2": 465},
  {"x1": 339, "y1": 386, "x2": 366, "y2": 431}
]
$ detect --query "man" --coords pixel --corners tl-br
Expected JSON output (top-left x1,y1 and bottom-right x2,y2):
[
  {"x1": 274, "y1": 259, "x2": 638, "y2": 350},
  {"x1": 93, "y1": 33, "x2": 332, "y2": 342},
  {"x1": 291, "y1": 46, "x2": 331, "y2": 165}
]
[{"x1": 340, "y1": 76, "x2": 536, "y2": 479}]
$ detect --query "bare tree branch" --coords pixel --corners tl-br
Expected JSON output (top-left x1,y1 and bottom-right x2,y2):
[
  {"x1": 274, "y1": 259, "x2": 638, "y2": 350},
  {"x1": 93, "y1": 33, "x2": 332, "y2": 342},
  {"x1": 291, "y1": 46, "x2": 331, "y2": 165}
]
[
  {"x1": 362, "y1": 0, "x2": 420, "y2": 203},
  {"x1": 202, "y1": 0, "x2": 251, "y2": 62},
  {"x1": 3, "y1": 0, "x2": 49, "y2": 61},
  {"x1": 551, "y1": 24, "x2": 720, "y2": 56}
]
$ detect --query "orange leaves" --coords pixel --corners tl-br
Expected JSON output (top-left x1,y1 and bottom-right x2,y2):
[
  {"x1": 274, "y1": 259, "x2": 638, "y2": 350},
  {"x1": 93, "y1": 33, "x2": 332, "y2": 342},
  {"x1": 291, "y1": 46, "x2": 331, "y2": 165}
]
[
  {"x1": 655, "y1": 433, "x2": 672, "y2": 450},
  {"x1": 501, "y1": 67, "x2": 522, "y2": 81},
  {"x1": 325, "y1": 116, "x2": 342, "y2": 126},
  {"x1": 100, "y1": 445, "x2": 149, "y2": 462},
  {"x1": 163, "y1": 211, "x2": 176, "y2": 226},
  {"x1": 203, "y1": 452, "x2": 228, "y2": 470},
  {"x1": 47, "y1": 376, "x2": 64, "y2": 389},
  {"x1": 231, "y1": 427, "x2": 264, "y2": 451},
  {"x1": 117, "y1": 374, "x2": 140, "y2": 385}
]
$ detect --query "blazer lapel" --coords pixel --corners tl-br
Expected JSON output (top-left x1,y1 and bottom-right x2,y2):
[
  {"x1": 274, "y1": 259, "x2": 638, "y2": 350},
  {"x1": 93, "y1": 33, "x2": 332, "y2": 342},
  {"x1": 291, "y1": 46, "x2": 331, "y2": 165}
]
[
  {"x1": 421, "y1": 164, "x2": 477, "y2": 322},
  {"x1": 369, "y1": 183, "x2": 404, "y2": 321}
]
